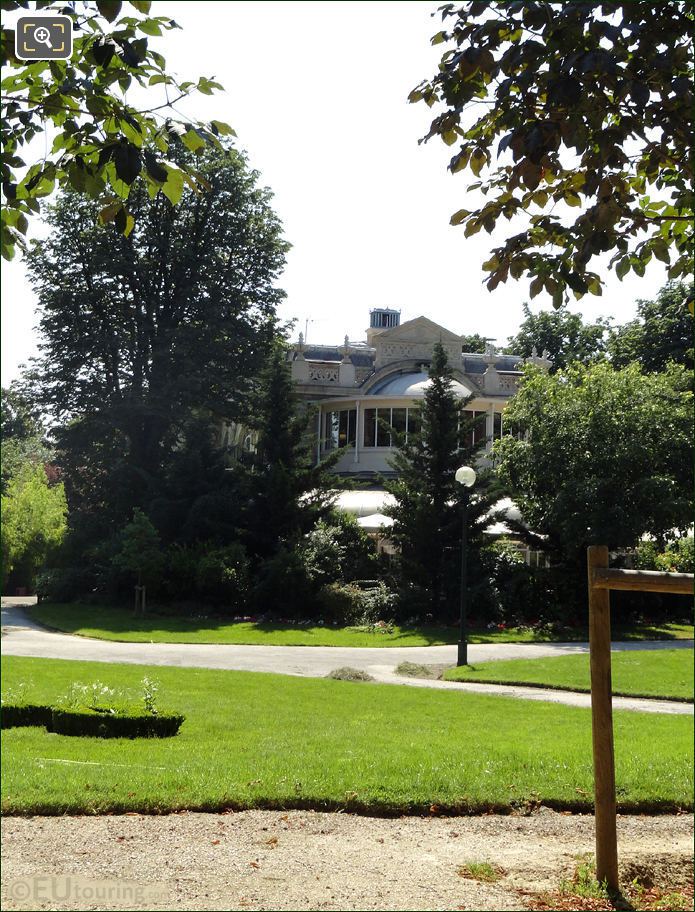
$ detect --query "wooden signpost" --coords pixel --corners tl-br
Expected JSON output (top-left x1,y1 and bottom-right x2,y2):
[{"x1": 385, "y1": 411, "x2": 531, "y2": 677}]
[{"x1": 586, "y1": 545, "x2": 693, "y2": 891}]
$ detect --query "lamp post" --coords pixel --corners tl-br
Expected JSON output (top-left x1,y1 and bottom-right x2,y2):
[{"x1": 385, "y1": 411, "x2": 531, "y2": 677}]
[{"x1": 455, "y1": 465, "x2": 476, "y2": 666}]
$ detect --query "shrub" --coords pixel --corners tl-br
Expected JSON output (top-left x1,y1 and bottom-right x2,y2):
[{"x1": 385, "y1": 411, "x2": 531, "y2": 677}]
[
  {"x1": 35, "y1": 566, "x2": 99, "y2": 602},
  {"x1": 195, "y1": 542, "x2": 250, "y2": 611},
  {"x1": 478, "y1": 540, "x2": 571, "y2": 628},
  {"x1": 47, "y1": 708, "x2": 184, "y2": 738},
  {"x1": 316, "y1": 583, "x2": 364, "y2": 624},
  {"x1": 0, "y1": 704, "x2": 53, "y2": 728},
  {"x1": 615, "y1": 536, "x2": 694, "y2": 624},
  {"x1": 301, "y1": 522, "x2": 346, "y2": 587},
  {"x1": 359, "y1": 582, "x2": 397, "y2": 624},
  {"x1": 635, "y1": 536, "x2": 694, "y2": 574},
  {"x1": 252, "y1": 546, "x2": 316, "y2": 618}
]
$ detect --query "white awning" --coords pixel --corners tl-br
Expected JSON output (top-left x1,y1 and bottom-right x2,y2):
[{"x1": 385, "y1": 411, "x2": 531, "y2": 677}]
[
  {"x1": 356, "y1": 513, "x2": 395, "y2": 532},
  {"x1": 333, "y1": 489, "x2": 397, "y2": 517}
]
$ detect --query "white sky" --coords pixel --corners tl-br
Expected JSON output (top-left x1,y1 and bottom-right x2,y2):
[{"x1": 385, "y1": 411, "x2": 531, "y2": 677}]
[{"x1": 1, "y1": 0, "x2": 667, "y2": 384}]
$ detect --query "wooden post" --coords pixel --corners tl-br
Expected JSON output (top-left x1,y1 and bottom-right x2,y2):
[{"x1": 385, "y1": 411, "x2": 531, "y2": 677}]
[{"x1": 587, "y1": 545, "x2": 619, "y2": 891}]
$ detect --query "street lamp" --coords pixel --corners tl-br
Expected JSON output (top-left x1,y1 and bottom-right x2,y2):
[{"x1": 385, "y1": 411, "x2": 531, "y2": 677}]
[{"x1": 455, "y1": 465, "x2": 476, "y2": 666}]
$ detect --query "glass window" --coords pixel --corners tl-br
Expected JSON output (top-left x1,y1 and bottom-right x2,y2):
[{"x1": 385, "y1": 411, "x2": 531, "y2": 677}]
[
  {"x1": 348, "y1": 408, "x2": 356, "y2": 445},
  {"x1": 391, "y1": 408, "x2": 406, "y2": 442},
  {"x1": 324, "y1": 411, "x2": 339, "y2": 450},
  {"x1": 376, "y1": 407, "x2": 391, "y2": 447},
  {"x1": 461, "y1": 409, "x2": 475, "y2": 449},
  {"x1": 338, "y1": 409, "x2": 357, "y2": 447},
  {"x1": 475, "y1": 411, "x2": 488, "y2": 444},
  {"x1": 364, "y1": 408, "x2": 376, "y2": 447},
  {"x1": 407, "y1": 408, "x2": 420, "y2": 439}
]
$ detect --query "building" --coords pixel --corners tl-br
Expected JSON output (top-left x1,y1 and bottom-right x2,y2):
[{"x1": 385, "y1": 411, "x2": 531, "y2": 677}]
[{"x1": 287, "y1": 308, "x2": 551, "y2": 480}]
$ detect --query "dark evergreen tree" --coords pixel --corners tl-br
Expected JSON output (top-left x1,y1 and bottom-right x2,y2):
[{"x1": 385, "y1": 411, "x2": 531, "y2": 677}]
[
  {"x1": 242, "y1": 345, "x2": 339, "y2": 561},
  {"x1": 385, "y1": 342, "x2": 501, "y2": 622}
]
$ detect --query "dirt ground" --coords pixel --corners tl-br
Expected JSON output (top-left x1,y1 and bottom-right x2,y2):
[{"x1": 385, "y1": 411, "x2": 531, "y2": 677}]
[{"x1": 2, "y1": 809, "x2": 693, "y2": 911}]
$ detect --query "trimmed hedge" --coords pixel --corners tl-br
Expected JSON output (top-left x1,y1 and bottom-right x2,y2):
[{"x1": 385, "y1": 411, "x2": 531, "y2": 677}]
[
  {"x1": 1, "y1": 705, "x2": 184, "y2": 738},
  {"x1": 1, "y1": 704, "x2": 53, "y2": 728},
  {"x1": 48, "y1": 709, "x2": 184, "y2": 738}
]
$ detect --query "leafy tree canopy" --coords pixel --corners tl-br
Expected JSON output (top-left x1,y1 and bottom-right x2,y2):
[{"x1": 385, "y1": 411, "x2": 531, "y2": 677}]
[
  {"x1": 494, "y1": 361, "x2": 693, "y2": 563},
  {"x1": 1, "y1": 462, "x2": 67, "y2": 589},
  {"x1": 24, "y1": 142, "x2": 288, "y2": 527},
  {"x1": 2, "y1": 0, "x2": 234, "y2": 260},
  {"x1": 608, "y1": 280, "x2": 694, "y2": 373},
  {"x1": 460, "y1": 333, "x2": 489, "y2": 354},
  {"x1": 0, "y1": 383, "x2": 50, "y2": 491},
  {"x1": 411, "y1": 2, "x2": 693, "y2": 305},
  {"x1": 504, "y1": 302, "x2": 611, "y2": 370}
]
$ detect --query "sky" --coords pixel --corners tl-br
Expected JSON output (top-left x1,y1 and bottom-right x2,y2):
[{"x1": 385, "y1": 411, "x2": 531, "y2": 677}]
[{"x1": 0, "y1": 0, "x2": 668, "y2": 385}]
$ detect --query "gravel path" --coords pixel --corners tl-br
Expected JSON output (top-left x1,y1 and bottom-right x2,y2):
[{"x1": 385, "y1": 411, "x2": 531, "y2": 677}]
[
  {"x1": 2, "y1": 810, "x2": 692, "y2": 911},
  {"x1": 2, "y1": 601, "x2": 692, "y2": 715}
]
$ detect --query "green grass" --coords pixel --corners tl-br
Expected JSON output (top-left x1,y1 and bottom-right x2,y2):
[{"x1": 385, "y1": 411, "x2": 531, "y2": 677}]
[
  {"x1": 2, "y1": 656, "x2": 692, "y2": 816},
  {"x1": 444, "y1": 649, "x2": 694, "y2": 701},
  {"x1": 27, "y1": 602, "x2": 695, "y2": 647},
  {"x1": 457, "y1": 862, "x2": 504, "y2": 883}
]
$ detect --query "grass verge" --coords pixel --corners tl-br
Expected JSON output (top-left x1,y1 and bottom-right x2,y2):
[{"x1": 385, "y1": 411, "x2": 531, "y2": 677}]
[
  {"x1": 26, "y1": 603, "x2": 695, "y2": 647},
  {"x1": 2, "y1": 656, "x2": 692, "y2": 816},
  {"x1": 443, "y1": 649, "x2": 694, "y2": 701}
]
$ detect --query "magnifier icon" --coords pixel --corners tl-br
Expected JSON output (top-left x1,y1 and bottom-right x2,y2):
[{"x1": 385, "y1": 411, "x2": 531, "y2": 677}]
[{"x1": 33, "y1": 25, "x2": 53, "y2": 49}]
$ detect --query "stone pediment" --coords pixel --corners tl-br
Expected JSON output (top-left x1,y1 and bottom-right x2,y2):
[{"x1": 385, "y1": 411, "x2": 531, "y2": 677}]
[
  {"x1": 377, "y1": 316, "x2": 462, "y2": 344},
  {"x1": 373, "y1": 316, "x2": 462, "y2": 370}
]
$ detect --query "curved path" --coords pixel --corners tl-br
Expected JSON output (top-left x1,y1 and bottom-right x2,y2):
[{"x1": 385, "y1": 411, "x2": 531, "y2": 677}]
[{"x1": 2, "y1": 600, "x2": 692, "y2": 715}]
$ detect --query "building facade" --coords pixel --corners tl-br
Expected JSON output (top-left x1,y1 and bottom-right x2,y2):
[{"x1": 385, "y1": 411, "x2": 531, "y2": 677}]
[{"x1": 287, "y1": 308, "x2": 550, "y2": 479}]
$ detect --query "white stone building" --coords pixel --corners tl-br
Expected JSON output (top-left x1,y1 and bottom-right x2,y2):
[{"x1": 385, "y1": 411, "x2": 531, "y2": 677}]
[{"x1": 287, "y1": 308, "x2": 550, "y2": 480}]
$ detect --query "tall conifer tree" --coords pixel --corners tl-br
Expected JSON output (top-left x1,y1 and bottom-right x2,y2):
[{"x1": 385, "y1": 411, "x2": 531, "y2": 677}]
[{"x1": 385, "y1": 342, "x2": 500, "y2": 621}]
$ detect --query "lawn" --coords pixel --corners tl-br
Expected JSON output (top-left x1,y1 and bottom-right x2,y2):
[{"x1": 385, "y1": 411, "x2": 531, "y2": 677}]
[
  {"x1": 2, "y1": 656, "x2": 692, "y2": 816},
  {"x1": 444, "y1": 648, "x2": 694, "y2": 701},
  {"x1": 28, "y1": 602, "x2": 695, "y2": 647}
]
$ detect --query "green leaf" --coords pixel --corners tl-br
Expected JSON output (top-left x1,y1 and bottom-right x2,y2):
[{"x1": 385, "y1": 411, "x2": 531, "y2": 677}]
[
  {"x1": 161, "y1": 168, "x2": 184, "y2": 206},
  {"x1": 97, "y1": 0, "x2": 123, "y2": 22},
  {"x1": 470, "y1": 149, "x2": 486, "y2": 177},
  {"x1": 181, "y1": 129, "x2": 206, "y2": 153},
  {"x1": 113, "y1": 143, "x2": 142, "y2": 184},
  {"x1": 210, "y1": 120, "x2": 235, "y2": 137},
  {"x1": 650, "y1": 238, "x2": 670, "y2": 264},
  {"x1": 529, "y1": 276, "x2": 543, "y2": 299},
  {"x1": 98, "y1": 201, "x2": 122, "y2": 224},
  {"x1": 129, "y1": 0, "x2": 152, "y2": 10},
  {"x1": 137, "y1": 18, "x2": 161, "y2": 36},
  {"x1": 450, "y1": 209, "x2": 470, "y2": 226},
  {"x1": 615, "y1": 257, "x2": 630, "y2": 280}
]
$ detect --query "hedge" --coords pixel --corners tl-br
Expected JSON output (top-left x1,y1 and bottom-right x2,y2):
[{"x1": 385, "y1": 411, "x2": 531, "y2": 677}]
[
  {"x1": 1, "y1": 704, "x2": 53, "y2": 728},
  {"x1": 1, "y1": 705, "x2": 184, "y2": 738}
]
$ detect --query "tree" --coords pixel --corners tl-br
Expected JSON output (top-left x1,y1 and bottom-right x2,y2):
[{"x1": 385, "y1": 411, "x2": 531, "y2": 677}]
[
  {"x1": 2, "y1": 0, "x2": 234, "y2": 260},
  {"x1": 609, "y1": 280, "x2": 694, "y2": 373},
  {"x1": 410, "y1": 2, "x2": 693, "y2": 304},
  {"x1": 241, "y1": 345, "x2": 338, "y2": 562},
  {"x1": 385, "y1": 342, "x2": 500, "y2": 621},
  {"x1": 460, "y1": 333, "x2": 488, "y2": 354},
  {"x1": 25, "y1": 143, "x2": 288, "y2": 530},
  {"x1": 494, "y1": 361, "x2": 693, "y2": 568},
  {"x1": 111, "y1": 507, "x2": 164, "y2": 610},
  {"x1": 0, "y1": 383, "x2": 50, "y2": 491},
  {"x1": 1, "y1": 463, "x2": 67, "y2": 591},
  {"x1": 504, "y1": 303, "x2": 611, "y2": 370}
]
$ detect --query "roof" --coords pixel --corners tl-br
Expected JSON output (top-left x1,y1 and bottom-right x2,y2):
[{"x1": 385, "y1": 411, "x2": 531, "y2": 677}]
[{"x1": 368, "y1": 371, "x2": 475, "y2": 398}]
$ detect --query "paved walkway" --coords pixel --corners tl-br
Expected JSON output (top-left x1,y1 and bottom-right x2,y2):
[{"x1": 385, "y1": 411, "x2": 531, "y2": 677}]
[{"x1": 2, "y1": 600, "x2": 692, "y2": 715}]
